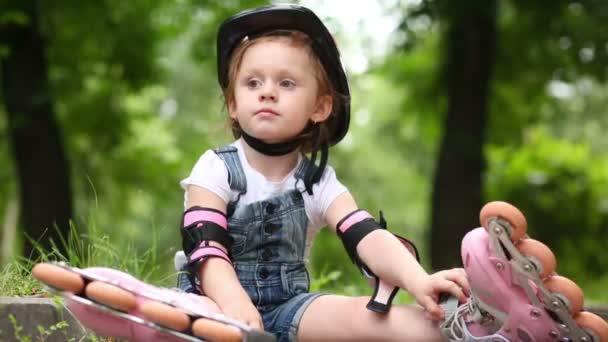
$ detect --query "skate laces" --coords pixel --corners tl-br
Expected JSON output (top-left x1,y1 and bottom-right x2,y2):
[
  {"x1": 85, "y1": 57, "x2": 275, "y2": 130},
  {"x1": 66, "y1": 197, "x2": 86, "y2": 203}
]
[
  {"x1": 441, "y1": 298, "x2": 510, "y2": 342},
  {"x1": 442, "y1": 300, "x2": 476, "y2": 340}
]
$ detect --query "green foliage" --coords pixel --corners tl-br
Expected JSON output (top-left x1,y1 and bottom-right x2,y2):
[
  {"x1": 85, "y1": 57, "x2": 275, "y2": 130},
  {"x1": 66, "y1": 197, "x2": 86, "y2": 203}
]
[
  {"x1": 486, "y1": 128, "x2": 608, "y2": 282},
  {"x1": 489, "y1": 0, "x2": 608, "y2": 144},
  {"x1": 385, "y1": 0, "x2": 608, "y2": 296}
]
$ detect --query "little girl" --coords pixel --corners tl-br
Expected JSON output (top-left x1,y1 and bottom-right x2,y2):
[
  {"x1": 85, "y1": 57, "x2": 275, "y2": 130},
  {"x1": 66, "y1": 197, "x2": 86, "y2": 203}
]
[
  {"x1": 174, "y1": 3, "x2": 468, "y2": 341},
  {"x1": 32, "y1": 4, "x2": 608, "y2": 342}
]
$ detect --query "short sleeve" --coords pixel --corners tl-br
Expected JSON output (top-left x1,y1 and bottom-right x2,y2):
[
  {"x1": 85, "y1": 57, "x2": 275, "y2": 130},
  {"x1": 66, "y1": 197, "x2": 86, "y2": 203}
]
[
  {"x1": 305, "y1": 165, "x2": 348, "y2": 228},
  {"x1": 180, "y1": 150, "x2": 232, "y2": 204}
]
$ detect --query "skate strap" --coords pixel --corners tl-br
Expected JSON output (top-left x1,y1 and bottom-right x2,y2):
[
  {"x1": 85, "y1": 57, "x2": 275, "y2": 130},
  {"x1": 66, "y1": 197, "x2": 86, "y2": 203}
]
[
  {"x1": 188, "y1": 244, "x2": 232, "y2": 265},
  {"x1": 181, "y1": 206, "x2": 233, "y2": 257}
]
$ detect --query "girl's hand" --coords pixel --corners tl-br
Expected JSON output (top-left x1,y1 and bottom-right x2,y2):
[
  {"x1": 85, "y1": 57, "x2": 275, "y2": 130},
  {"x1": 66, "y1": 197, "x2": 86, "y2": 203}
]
[
  {"x1": 409, "y1": 268, "x2": 470, "y2": 321},
  {"x1": 221, "y1": 298, "x2": 264, "y2": 330}
]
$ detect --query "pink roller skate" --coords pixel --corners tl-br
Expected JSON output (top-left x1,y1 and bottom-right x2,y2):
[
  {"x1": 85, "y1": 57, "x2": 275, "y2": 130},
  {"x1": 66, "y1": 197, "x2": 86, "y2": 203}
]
[
  {"x1": 441, "y1": 201, "x2": 608, "y2": 342},
  {"x1": 32, "y1": 262, "x2": 275, "y2": 342}
]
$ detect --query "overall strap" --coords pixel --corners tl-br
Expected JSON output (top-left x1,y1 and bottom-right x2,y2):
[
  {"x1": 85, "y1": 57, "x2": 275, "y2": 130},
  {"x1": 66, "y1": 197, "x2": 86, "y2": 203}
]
[{"x1": 213, "y1": 146, "x2": 247, "y2": 198}]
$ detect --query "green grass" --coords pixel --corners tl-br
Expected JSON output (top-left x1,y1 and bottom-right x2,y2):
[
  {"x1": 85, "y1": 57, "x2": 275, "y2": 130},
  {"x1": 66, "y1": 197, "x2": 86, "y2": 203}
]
[
  {"x1": 1, "y1": 218, "x2": 182, "y2": 294},
  {"x1": 1, "y1": 221, "x2": 169, "y2": 341},
  {"x1": 0, "y1": 259, "x2": 43, "y2": 297}
]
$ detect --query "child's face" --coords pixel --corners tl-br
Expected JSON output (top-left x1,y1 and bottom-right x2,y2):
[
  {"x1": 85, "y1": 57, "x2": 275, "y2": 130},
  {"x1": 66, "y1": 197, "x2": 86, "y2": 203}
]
[{"x1": 229, "y1": 39, "x2": 332, "y2": 144}]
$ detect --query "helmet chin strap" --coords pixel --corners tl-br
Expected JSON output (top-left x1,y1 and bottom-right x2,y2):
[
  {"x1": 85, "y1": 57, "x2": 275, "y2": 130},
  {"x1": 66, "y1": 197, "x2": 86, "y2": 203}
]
[
  {"x1": 241, "y1": 130, "x2": 301, "y2": 156},
  {"x1": 240, "y1": 126, "x2": 328, "y2": 195}
]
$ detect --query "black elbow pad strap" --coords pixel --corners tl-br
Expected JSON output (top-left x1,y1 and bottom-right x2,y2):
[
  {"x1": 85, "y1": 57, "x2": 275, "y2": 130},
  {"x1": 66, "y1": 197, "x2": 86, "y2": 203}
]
[
  {"x1": 337, "y1": 210, "x2": 421, "y2": 314},
  {"x1": 180, "y1": 206, "x2": 233, "y2": 256},
  {"x1": 337, "y1": 209, "x2": 421, "y2": 267},
  {"x1": 337, "y1": 210, "x2": 381, "y2": 267}
]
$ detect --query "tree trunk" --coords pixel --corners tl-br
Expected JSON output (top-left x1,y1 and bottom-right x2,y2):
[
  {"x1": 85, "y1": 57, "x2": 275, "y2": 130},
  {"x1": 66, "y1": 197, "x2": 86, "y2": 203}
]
[
  {"x1": 1, "y1": 1, "x2": 72, "y2": 260},
  {"x1": 430, "y1": 1, "x2": 497, "y2": 270}
]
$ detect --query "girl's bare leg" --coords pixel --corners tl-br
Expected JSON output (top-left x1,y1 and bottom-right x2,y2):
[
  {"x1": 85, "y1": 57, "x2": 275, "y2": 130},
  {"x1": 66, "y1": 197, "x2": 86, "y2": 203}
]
[{"x1": 297, "y1": 295, "x2": 444, "y2": 342}]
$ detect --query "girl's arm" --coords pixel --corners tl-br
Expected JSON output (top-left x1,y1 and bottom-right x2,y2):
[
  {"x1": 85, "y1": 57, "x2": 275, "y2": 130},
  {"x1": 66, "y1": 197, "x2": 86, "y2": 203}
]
[
  {"x1": 186, "y1": 185, "x2": 262, "y2": 328},
  {"x1": 325, "y1": 192, "x2": 468, "y2": 319},
  {"x1": 325, "y1": 192, "x2": 429, "y2": 293}
]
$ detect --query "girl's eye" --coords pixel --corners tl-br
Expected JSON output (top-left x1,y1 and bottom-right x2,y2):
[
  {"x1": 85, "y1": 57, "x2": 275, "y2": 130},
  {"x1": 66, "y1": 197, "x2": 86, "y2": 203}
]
[
  {"x1": 279, "y1": 80, "x2": 295, "y2": 88},
  {"x1": 247, "y1": 79, "x2": 262, "y2": 88}
]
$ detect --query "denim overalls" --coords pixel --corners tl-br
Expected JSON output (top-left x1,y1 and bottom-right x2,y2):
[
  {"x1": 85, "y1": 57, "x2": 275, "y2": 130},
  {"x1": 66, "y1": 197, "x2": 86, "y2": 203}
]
[{"x1": 177, "y1": 146, "x2": 324, "y2": 341}]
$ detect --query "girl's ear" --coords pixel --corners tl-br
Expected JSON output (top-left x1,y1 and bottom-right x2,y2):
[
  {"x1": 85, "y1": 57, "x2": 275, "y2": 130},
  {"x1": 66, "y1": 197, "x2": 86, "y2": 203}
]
[
  {"x1": 311, "y1": 95, "x2": 333, "y2": 123},
  {"x1": 228, "y1": 100, "x2": 238, "y2": 120}
]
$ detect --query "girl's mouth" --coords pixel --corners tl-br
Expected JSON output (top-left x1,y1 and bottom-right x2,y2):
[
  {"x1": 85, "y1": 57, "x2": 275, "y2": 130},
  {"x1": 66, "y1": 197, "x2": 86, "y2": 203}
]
[{"x1": 255, "y1": 108, "x2": 279, "y2": 116}]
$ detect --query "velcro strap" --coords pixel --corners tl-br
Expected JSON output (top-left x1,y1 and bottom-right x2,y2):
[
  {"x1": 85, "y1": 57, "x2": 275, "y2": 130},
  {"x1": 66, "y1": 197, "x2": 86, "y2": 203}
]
[
  {"x1": 181, "y1": 207, "x2": 233, "y2": 255},
  {"x1": 188, "y1": 244, "x2": 232, "y2": 265},
  {"x1": 337, "y1": 210, "x2": 375, "y2": 233},
  {"x1": 337, "y1": 210, "x2": 421, "y2": 266},
  {"x1": 183, "y1": 206, "x2": 227, "y2": 229},
  {"x1": 337, "y1": 210, "x2": 380, "y2": 265}
]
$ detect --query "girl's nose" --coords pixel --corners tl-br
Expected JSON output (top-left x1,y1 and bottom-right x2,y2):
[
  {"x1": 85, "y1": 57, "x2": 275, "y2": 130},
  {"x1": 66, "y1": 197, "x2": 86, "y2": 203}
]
[{"x1": 259, "y1": 84, "x2": 277, "y2": 102}]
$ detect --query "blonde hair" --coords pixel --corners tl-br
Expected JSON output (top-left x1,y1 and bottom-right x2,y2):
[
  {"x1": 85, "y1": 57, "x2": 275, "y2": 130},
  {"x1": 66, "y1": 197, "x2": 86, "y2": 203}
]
[{"x1": 223, "y1": 30, "x2": 342, "y2": 153}]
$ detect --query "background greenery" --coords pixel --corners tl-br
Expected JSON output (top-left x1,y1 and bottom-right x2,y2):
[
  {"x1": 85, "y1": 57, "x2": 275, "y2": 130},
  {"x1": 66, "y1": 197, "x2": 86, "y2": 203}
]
[{"x1": 1, "y1": 0, "x2": 607, "y2": 304}]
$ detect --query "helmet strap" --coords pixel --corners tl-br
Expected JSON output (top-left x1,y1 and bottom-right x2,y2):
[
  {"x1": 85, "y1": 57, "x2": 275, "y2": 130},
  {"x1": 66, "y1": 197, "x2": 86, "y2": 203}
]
[
  {"x1": 303, "y1": 126, "x2": 329, "y2": 195},
  {"x1": 241, "y1": 130, "x2": 301, "y2": 156},
  {"x1": 304, "y1": 143, "x2": 328, "y2": 195},
  {"x1": 240, "y1": 124, "x2": 329, "y2": 194}
]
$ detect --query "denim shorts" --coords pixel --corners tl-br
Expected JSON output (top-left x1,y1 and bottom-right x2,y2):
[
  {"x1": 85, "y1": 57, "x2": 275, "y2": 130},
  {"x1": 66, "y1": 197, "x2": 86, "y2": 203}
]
[
  {"x1": 177, "y1": 268, "x2": 324, "y2": 342},
  {"x1": 260, "y1": 292, "x2": 325, "y2": 342}
]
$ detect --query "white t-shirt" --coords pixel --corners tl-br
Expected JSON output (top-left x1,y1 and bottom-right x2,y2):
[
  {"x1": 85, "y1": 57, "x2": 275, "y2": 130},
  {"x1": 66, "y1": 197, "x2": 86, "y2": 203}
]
[{"x1": 180, "y1": 139, "x2": 348, "y2": 262}]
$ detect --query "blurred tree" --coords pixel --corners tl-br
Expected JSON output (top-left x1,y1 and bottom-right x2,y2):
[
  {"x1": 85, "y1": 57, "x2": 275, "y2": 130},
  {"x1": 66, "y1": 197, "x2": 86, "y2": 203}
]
[
  {"x1": 429, "y1": 0, "x2": 497, "y2": 270},
  {"x1": 389, "y1": 0, "x2": 608, "y2": 268},
  {"x1": 0, "y1": 0, "x2": 268, "y2": 264},
  {"x1": 0, "y1": 0, "x2": 166, "y2": 260},
  {"x1": 1, "y1": 0, "x2": 72, "y2": 259}
]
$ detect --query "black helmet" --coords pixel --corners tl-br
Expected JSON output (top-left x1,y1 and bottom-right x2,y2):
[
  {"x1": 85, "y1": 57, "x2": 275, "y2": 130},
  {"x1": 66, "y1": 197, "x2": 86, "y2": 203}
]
[{"x1": 216, "y1": 4, "x2": 350, "y2": 147}]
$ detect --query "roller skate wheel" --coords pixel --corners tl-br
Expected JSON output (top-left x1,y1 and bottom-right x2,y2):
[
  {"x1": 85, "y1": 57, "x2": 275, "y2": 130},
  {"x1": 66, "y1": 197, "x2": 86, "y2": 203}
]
[
  {"x1": 516, "y1": 238, "x2": 557, "y2": 279},
  {"x1": 139, "y1": 300, "x2": 190, "y2": 332},
  {"x1": 480, "y1": 201, "x2": 527, "y2": 241},
  {"x1": 85, "y1": 281, "x2": 137, "y2": 312},
  {"x1": 544, "y1": 275, "x2": 584, "y2": 315},
  {"x1": 32, "y1": 263, "x2": 84, "y2": 293},
  {"x1": 575, "y1": 311, "x2": 608, "y2": 342},
  {"x1": 192, "y1": 318, "x2": 242, "y2": 342}
]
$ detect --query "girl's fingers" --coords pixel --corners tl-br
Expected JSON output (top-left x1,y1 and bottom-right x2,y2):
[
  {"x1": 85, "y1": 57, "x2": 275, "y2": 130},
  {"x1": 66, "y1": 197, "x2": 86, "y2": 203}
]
[
  {"x1": 421, "y1": 296, "x2": 444, "y2": 321},
  {"x1": 449, "y1": 269, "x2": 470, "y2": 294},
  {"x1": 437, "y1": 268, "x2": 470, "y2": 297},
  {"x1": 436, "y1": 278, "x2": 467, "y2": 303}
]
